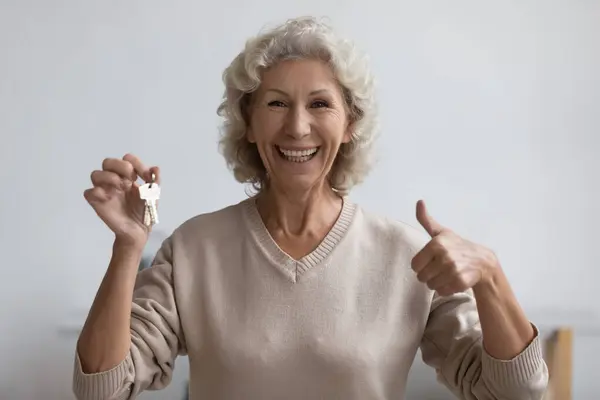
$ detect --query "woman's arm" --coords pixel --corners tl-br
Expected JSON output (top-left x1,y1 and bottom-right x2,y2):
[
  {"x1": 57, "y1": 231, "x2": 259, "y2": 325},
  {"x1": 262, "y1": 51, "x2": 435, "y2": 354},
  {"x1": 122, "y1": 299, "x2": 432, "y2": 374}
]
[
  {"x1": 77, "y1": 240, "x2": 143, "y2": 373},
  {"x1": 472, "y1": 264, "x2": 536, "y2": 360},
  {"x1": 420, "y1": 291, "x2": 548, "y2": 400},
  {"x1": 413, "y1": 200, "x2": 548, "y2": 399},
  {"x1": 73, "y1": 237, "x2": 186, "y2": 400},
  {"x1": 412, "y1": 200, "x2": 536, "y2": 358}
]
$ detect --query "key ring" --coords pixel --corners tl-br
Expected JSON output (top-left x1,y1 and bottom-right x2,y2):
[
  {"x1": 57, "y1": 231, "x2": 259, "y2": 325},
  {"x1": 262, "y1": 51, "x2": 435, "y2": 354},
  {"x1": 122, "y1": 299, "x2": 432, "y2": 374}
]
[{"x1": 150, "y1": 172, "x2": 156, "y2": 188}]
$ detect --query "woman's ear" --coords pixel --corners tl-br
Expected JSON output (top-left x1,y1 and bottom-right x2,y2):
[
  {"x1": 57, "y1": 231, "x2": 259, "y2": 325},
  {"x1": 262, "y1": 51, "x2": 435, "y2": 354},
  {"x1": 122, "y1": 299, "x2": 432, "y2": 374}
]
[
  {"x1": 246, "y1": 126, "x2": 256, "y2": 143},
  {"x1": 342, "y1": 123, "x2": 354, "y2": 144}
]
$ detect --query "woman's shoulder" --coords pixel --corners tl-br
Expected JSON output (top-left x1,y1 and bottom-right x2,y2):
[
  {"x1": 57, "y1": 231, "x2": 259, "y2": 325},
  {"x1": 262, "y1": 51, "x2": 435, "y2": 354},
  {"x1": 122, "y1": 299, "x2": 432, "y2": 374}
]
[
  {"x1": 169, "y1": 198, "x2": 251, "y2": 244},
  {"x1": 353, "y1": 203, "x2": 430, "y2": 254}
]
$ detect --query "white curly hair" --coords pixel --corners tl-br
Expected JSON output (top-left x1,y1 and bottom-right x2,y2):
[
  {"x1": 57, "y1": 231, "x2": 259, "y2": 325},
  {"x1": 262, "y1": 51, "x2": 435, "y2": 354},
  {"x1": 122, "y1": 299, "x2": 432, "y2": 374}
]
[{"x1": 217, "y1": 16, "x2": 378, "y2": 195}]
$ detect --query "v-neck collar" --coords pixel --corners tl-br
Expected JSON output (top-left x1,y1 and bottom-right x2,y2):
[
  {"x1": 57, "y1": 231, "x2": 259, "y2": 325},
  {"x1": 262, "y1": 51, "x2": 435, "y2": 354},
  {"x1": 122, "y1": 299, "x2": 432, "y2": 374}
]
[{"x1": 241, "y1": 196, "x2": 356, "y2": 282}]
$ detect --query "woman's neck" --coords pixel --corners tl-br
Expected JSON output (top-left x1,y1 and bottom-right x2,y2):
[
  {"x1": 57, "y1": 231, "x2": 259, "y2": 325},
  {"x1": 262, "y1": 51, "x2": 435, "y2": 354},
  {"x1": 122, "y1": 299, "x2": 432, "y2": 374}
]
[{"x1": 255, "y1": 184, "x2": 342, "y2": 239}]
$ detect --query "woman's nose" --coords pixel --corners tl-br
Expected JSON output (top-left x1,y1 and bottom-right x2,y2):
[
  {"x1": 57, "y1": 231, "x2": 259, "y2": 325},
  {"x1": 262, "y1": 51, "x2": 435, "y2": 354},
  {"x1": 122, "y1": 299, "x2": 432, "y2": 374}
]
[{"x1": 285, "y1": 107, "x2": 311, "y2": 139}]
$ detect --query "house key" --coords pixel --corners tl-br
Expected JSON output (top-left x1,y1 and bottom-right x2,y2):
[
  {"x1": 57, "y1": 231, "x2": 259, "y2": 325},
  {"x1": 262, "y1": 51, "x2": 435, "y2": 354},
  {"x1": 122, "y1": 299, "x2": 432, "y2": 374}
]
[{"x1": 139, "y1": 173, "x2": 160, "y2": 227}]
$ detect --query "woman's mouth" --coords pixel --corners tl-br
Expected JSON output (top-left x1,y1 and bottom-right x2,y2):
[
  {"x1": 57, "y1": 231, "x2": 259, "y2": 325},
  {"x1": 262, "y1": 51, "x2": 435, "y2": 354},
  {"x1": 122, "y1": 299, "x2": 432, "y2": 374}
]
[{"x1": 276, "y1": 145, "x2": 320, "y2": 163}]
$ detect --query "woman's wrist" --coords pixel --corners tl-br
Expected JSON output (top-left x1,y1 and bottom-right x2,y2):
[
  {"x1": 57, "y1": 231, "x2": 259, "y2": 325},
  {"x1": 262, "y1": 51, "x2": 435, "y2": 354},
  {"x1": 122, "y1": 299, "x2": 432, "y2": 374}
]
[
  {"x1": 113, "y1": 235, "x2": 146, "y2": 254},
  {"x1": 111, "y1": 237, "x2": 145, "y2": 272}
]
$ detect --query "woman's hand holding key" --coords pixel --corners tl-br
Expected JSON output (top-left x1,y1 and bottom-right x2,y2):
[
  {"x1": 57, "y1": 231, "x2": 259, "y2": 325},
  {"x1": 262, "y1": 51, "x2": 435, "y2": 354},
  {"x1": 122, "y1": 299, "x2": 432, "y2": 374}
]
[
  {"x1": 79, "y1": 153, "x2": 160, "y2": 374},
  {"x1": 84, "y1": 153, "x2": 160, "y2": 248}
]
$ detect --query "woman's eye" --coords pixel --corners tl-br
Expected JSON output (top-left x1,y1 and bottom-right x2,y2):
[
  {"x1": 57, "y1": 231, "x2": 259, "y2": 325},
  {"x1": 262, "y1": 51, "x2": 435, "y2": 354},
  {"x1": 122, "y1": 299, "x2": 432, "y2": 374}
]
[
  {"x1": 311, "y1": 100, "x2": 329, "y2": 108},
  {"x1": 268, "y1": 100, "x2": 286, "y2": 107}
]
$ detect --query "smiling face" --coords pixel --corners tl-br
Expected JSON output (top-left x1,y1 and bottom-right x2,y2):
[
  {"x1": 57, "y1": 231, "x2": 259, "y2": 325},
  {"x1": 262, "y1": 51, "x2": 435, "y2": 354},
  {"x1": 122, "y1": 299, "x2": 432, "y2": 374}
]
[{"x1": 247, "y1": 59, "x2": 352, "y2": 195}]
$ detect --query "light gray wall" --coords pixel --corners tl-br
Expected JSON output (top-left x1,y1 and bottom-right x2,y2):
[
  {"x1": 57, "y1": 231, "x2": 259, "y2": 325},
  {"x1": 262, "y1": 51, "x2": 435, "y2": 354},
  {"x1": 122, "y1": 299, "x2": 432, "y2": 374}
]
[{"x1": 1, "y1": 1, "x2": 599, "y2": 399}]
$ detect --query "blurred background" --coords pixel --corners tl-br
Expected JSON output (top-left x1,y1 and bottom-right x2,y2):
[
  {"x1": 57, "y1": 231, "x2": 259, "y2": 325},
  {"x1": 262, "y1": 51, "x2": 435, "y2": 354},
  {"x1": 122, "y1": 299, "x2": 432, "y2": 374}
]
[{"x1": 1, "y1": 0, "x2": 598, "y2": 398}]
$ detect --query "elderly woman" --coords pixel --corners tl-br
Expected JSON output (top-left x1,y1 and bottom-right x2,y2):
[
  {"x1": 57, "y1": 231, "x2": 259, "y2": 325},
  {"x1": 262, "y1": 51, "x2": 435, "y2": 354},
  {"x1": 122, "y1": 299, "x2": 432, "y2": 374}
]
[{"x1": 74, "y1": 17, "x2": 548, "y2": 400}]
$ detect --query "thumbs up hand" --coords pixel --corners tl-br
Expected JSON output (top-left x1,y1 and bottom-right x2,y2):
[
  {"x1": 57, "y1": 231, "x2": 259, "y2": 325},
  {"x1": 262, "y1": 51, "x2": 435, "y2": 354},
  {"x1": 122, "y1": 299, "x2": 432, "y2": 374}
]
[{"x1": 411, "y1": 200, "x2": 499, "y2": 297}]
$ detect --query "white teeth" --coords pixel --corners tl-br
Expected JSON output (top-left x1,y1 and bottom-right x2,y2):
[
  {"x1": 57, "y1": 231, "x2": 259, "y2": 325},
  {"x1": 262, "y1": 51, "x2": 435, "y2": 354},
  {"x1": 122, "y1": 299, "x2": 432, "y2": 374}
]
[
  {"x1": 278, "y1": 147, "x2": 318, "y2": 157},
  {"x1": 277, "y1": 146, "x2": 319, "y2": 163}
]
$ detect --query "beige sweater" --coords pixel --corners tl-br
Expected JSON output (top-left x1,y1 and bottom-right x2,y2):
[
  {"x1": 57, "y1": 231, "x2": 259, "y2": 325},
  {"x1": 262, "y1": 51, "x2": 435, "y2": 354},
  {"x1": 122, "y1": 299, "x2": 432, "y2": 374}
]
[{"x1": 73, "y1": 198, "x2": 548, "y2": 400}]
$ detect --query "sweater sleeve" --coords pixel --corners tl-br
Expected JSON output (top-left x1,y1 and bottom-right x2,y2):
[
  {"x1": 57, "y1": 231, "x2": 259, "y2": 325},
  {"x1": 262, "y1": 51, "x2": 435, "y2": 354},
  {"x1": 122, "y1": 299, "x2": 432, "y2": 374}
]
[
  {"x1": 73, "y1": 237, "x2": 187, "y2": 400},
  {"x1": 419, "y1": 291, "x2": 548, "y2": 400}
]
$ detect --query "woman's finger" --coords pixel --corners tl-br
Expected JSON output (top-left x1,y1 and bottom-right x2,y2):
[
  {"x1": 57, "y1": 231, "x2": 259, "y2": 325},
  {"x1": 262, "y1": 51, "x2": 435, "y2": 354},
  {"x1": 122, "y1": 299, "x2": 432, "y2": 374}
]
[
  {"x1": 122, "y1": 153, "x2": 152, "y2": 182},
  {"x1": 416, "y1": 260, "x2": 443, "y2": 284},
  {"x1": 102, "y1": 157, "x2": 137, "y2": 182},
  {"x1": 425, "y1": 269, "x2": 455, "y2": 292},
  {"x1": 411, "y1": 241, "x2": 437, "y2": 273},
  {"x1": 90, "y1": 170, "x2": 123, "y2": 189},
  {"x1": 83, "y1": 186, "x2": 109, "y2": 204}
]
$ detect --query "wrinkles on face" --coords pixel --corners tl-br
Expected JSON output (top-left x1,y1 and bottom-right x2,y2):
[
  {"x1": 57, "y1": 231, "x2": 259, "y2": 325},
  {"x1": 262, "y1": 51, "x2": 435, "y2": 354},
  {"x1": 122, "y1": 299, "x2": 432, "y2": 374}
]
[{"x1": 247, "y1": 59, "x2": 351, "y2": 195}]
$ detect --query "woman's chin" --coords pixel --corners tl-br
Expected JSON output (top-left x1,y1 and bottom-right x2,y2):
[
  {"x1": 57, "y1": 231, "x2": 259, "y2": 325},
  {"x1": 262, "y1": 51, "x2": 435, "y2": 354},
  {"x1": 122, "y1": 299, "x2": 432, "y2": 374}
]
[{"x1": 265, "y1": 151, "x2": 332, "y2": 193}]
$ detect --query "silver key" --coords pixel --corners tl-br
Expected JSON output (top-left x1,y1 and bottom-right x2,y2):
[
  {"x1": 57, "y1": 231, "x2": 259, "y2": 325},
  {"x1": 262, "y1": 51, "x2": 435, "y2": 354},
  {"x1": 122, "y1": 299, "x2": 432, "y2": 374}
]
[{"x1": 139, "y1": 176, "x2": 161, "y2": 227}]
